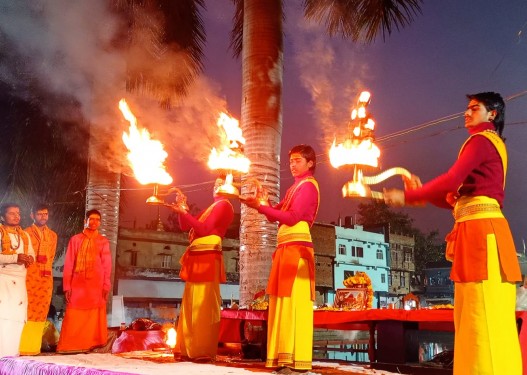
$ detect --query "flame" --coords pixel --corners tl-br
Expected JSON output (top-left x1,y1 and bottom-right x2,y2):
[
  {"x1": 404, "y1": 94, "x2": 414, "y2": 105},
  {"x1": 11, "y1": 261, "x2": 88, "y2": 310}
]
[
  {"x1": 343, "y1": 169, "x2": 367, "y2": 197},
  {"x1": 357, "y1": 107, "x2": 367, "y2": 119},
  {"x1": 330, "y1": 90, "x2": 380, "y2": 169},
  {"x1": 218, "y1": 112, "x2": 245, "y2": 148},
  {"x1": 343, "y1": 180, "x2": 369, "y2": 198},
  {"x1": 207, "y1": 112, "x2": 250, "y2": 173},
  {"x1": 120, "y1": 99, "x2": 173, "y2": 185},
  {"x1": 329, "y1": 138, "x2": 380, "y2": 168},
  {"x1": 208, "y1": 148, "x2": 250, "y2": 172},
  {"x1": 165, "y1": 327, "x2": 177, "y2": 349},
  {"x1": 332, "y1": 90, "x2": 411, "y2": 200},
  {"x1": 358, "y1": 91, "x2": 371, "y2": 103}
]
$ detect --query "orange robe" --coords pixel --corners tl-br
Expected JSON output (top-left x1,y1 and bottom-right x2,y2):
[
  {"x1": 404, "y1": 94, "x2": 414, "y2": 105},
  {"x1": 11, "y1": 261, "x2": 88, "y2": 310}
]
[
  {"x1": 57, "y1": 230, "x2": 112, "y2": 353},
  {"x1": 19, "y1": 224, "x2": 57, "y2": 355}
]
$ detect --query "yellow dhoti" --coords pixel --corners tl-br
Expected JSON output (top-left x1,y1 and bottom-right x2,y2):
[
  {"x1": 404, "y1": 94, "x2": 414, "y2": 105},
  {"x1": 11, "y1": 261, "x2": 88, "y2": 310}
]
[
  {"x1": 176, "y1": 234, "x2": 223, "y2": 360},
  {"x1": 19, "y1": 264, "x2": 53, "y2": 355},
  {"x1": 266, "y1": 258, "x2": 313, "y2": 370},
  {"x1": 176, "y1": 278, "x2": 221, "y2": 359},
  {"x1": 454, "y1": 235, "x2": 521, "y2": 374},
  {"x1": 452, "y1": 201, "x2": 522, "y2": 375},
  {"x1": 19, "y1": 321, "x2": 46, "y2": 355}
]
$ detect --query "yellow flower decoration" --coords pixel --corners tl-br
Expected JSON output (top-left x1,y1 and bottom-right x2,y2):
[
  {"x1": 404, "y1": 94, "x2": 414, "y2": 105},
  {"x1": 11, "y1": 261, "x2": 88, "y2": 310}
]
[{"x1": 343, "y1": 271, "x2": 374, "y2": 309}]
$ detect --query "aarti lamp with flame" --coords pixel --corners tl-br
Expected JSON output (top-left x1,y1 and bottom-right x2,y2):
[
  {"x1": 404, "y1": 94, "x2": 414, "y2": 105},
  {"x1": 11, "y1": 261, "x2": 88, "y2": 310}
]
[
  {"x1": 329, "y1": 91, "x2": 411, "y2": 199},
  {"x1": 207, "y1": 112, "x2": 250, "y2": 198},
  {"x1": 120, "y1": 99, "x2": 188, "y2": 211}
]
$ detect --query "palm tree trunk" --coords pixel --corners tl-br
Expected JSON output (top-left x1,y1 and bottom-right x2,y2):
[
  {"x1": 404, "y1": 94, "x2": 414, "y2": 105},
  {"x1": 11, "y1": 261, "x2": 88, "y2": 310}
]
[
  {"x1": 86, "y1": 141, "x2": 121, "y2": 302},
  {"x1": 239, "y1": 0, "x2": 283, "y2": 305}
]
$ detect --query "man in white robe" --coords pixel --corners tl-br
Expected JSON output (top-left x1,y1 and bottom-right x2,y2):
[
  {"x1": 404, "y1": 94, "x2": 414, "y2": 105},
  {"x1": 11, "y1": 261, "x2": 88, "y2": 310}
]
[{"x1": 0, "y1": 203, "x2": 35, "y2": 357}]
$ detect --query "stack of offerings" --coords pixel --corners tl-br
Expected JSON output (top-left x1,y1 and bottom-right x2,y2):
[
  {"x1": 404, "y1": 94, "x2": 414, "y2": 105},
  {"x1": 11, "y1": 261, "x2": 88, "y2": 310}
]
[{"x1": 334, "y1": 271, "x2": 374, "y2": 310}]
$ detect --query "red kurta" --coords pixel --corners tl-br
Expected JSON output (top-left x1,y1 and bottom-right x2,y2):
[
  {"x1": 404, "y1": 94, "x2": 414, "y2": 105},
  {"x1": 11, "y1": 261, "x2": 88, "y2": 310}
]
[
  {"x1": 405, "y1": 122, "x2": 521, "y2": 282},
  {"x1": 62, "y1": 231, "x2": 112, "y2": 308},
  {"x1": 57, "y1": 231, "x2": 111, "y2": 353}
]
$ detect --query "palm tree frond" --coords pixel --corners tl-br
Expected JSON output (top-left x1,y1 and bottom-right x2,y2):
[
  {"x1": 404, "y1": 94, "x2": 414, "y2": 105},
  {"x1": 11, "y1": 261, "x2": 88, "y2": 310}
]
[
  {"x1": 114, "y1": 0, "x2": 207, "y2": 106},
  {"x1": 357, "y1": 0, "x2": 423, "y2": 42},
  {"x1": 303, "y1": 0, "x2": 359, "y2": 38},
  {"x1": 303, "y1": 0, "x2": 422, "y2": 43},
  {"x1": 229, "y1": 0, "x2": 244, "y2": 58}
]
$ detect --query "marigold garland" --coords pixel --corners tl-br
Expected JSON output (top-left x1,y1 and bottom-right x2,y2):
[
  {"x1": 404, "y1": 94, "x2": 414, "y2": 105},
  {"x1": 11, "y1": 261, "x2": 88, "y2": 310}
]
[{"x1": 342, "y1": 271, "x2": 374, "y2": 309}]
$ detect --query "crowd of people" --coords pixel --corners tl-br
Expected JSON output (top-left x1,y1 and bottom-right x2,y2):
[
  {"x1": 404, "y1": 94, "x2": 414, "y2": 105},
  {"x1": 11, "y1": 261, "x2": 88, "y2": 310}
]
[
  {"x1": 0, "y1": 205, "x2": 112, "y2": 357},
  {"x1": 0, "y1": 91, "x2": 523, "y2": 375}
]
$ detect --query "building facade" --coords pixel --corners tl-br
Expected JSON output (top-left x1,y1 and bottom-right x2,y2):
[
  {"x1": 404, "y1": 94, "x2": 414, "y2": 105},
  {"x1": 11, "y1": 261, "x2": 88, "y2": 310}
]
[
  {"x1": 330, "y1": 225, "x2": 390, "y2": 308},
  {"x1": 386, "y1": 232, "x2": 416, "y2": 307},
  {"x1": 114, "y1": 227, "x2": 240, "y2": 322},
  {"x1": 422, "y1": 260, "x2": 454, "y2": 306},
  {"x1": 311, "y1": 223, "x2": 337, "y2": 305},
  {"x1": 52, "y1": 220, "x2": 418, "y2": 324}
]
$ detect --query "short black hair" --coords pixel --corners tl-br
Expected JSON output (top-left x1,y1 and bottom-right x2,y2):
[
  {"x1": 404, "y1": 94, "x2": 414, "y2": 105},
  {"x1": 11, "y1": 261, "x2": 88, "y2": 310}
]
[
  {"x1": 85, "y1": 209, "x2": 101, "y2": 219},
  {"x1": 0, "y1": 203, "x2": 20, "y2": 218},
  {"x1": 289, "y1": 144, "x2": 317, "y2": 173},
  {"x1": 31, "y1": 203, "x2": 50, "y2": 214},
  {"x1": 466, "y1": 92, "x2": 505, "y2": 136}
]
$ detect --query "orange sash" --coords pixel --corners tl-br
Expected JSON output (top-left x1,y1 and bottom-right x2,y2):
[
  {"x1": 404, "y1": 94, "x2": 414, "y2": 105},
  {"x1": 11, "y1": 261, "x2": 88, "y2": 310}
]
[
  {"x1": 74, "y1": 229, "x2": 99, "y2": 279},
  {"x1": 25, "y1": 224, "x2": 57, "y2": 277},
  {"x1": 179, "y1": 235, "x2": 225, "y2": 283},
  {"x1": 0, "y1": 225, "x2": 30, "y2": 255},
  {"x1": 266, "y1": 244, "x2": 315, "y2": 301}
]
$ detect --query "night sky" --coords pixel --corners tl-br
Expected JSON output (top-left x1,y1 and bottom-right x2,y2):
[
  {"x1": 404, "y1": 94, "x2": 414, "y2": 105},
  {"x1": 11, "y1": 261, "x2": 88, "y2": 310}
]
[
  {"x1": 204, "y1": 0, "x2": 527, "y2": 247},
  {"x1": 135, "y1": 0, "x2": 527, "y2": 248},
  {"x1": 1, "y1": 1, "x2": 527, "y2": 249}
]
